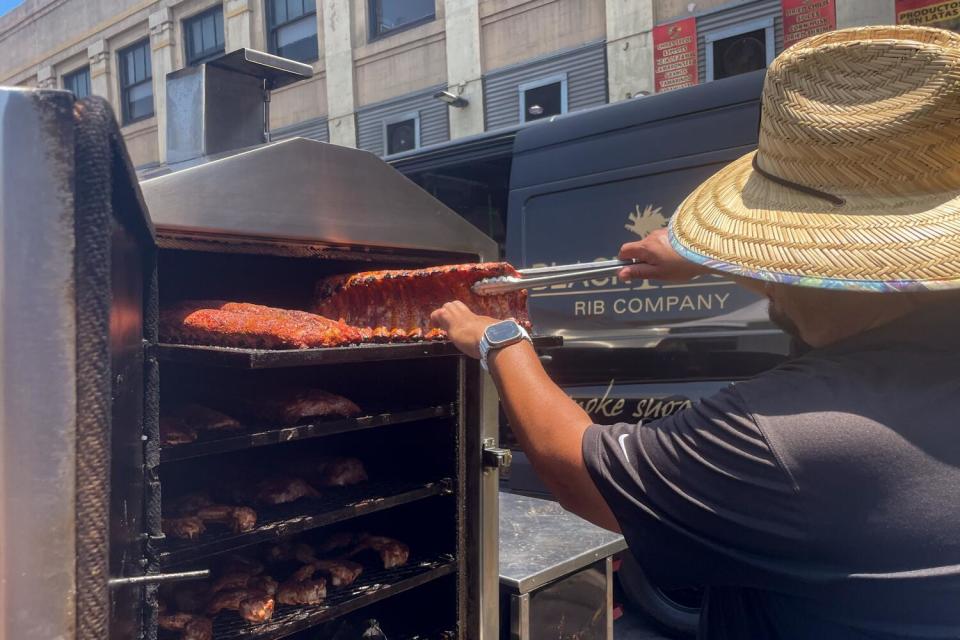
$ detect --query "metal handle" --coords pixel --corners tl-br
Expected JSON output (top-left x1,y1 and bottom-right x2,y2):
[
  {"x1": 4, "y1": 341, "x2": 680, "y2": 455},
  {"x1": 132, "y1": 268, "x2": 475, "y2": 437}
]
[
  {"x1": 473, "y1": 264, "x2": 630, "y2": 295},
  {"x1": 517, "y1": 259, "x2": 635, "y2": 276},
  {"x1": 482, "y1": 437, "x2": 512, "y2": 471},
  {"x1": 109, "y1": 569, "x2": 210, "y2": 588}
]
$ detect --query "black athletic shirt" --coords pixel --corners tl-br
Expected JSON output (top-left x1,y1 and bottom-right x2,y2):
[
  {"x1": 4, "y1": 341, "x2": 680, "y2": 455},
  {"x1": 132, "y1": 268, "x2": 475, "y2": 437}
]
[{"x1": 583, "y1": 301, "x2": 960, "y2": 639}]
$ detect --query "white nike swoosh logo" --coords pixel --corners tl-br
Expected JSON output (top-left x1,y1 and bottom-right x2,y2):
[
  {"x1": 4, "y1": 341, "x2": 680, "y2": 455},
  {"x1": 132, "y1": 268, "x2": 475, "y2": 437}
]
[{"x1": 618, "y1": 433, "x2": 630, "y2": 463}]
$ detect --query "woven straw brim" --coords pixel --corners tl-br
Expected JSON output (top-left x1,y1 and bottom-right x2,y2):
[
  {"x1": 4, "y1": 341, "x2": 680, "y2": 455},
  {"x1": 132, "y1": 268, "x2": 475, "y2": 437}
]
[{"x1": 669, "y1": 150, "x2": 960, "y2": 292}]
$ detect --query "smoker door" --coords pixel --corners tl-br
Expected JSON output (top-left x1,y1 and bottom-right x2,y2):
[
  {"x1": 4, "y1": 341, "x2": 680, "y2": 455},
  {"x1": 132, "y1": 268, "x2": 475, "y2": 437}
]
[{"x1": 0, "y1": 88, "x2": 156, "y2": 640}]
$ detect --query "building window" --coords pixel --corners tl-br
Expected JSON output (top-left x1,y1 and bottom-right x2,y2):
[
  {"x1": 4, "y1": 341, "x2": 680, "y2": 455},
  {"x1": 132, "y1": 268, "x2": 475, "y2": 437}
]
[
  {"x1": 518, "y1": 74, "x2": 568, "y2": 123},
  {"x1": 383, "y1": 112, "x2": 420, "y2": 156},
  {"x1": 704, "y1": 17, "x2": 776, "y2": 82},
  {"x1": 267, "y1": 0, "x2": 318, "y2": 63},
  {"x1": 63, "y1": 66, "x2": 91, "y2": 99},
  {"x1": 184, "y1": 6, "x2": 225, "y2": 65},
  {"x1": 118, "y1": 39, "x2": 154, "y2": 125},
  {"x1": 369, "y1": 0, "x2": 435, "y2": 40}
]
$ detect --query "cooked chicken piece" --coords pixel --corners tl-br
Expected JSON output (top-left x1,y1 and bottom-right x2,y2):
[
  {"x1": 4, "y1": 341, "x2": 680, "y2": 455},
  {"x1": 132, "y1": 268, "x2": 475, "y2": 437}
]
[
  {"x1": 255, "y1": 476, "x2": 320, "y2": 505},
  {"x1": 318, "y1": 457, "x2": 368, "y2": 487},
  {"x1": 206, "y1": 589, "x2": 275, "y2": 623},
  {"x1": 264, "y1": 541, "x2": 316, "y2": 564},
  {"x1": 293, "y1": 559, "x2": 364, "y2": 587},
  {"x1": 351, "y1": 534, "x2": 410, "y2": 569},
  {"x1": 276, "y1": 578, "x2": 327, "y2": 606},
  {"x1": 158, "y1": 613, "x2": 214, "y2": 640},
  {"x1": 195, "y1": 505, "x2": 258, "y2": 533},
  {"x1": 239, "y1": 593, "x2": 275, "y2": 623},
  {"x1": 248, "y1": 388, "x2": 362, "y2": 424},
  {"x1": 162, "y1": 516, "x2": 205, "y2": 541},
  {"x1": 248, "y1": 575, "x2": 279, "y2": 597},
  {"x1": 316, "y1": 531, "x2": 357, "y2": 555},
  {"x1": 160, "y1": 416, "x2": 197, "y2": 446},
  {"x1": 178, "y1": 404, "x2": 242, "y2": 432},
  {"x1": 168, "y1": 491, "x2": 215, "y2": 517},
  {"x1": 211, "y1": 572, "x2": 278, "y2": 597}
]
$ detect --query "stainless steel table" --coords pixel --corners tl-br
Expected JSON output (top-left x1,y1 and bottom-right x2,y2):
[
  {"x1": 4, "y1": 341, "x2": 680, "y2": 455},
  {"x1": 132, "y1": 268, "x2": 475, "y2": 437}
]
[{"x1": 499, "y1": 491, "x2": 628, "y2": 640}]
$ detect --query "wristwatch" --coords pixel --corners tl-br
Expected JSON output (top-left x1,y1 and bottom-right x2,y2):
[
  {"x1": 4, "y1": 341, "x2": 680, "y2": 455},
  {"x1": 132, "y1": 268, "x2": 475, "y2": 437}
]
[{"x1": 479, "y1": 319, "x2": 532, "y2": 371}]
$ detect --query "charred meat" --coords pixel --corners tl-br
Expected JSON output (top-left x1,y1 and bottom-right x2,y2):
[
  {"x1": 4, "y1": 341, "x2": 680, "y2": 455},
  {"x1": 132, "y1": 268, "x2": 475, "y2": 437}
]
[
  {"x1": 160, "y1": 416, "x2": 197, "y2": 446},
  {"x1": 255, "y1": 476, "x2": 321, "y2": 505},
  {"x1": 315, "y1": 262, "x2": 531, "y2": 339},
  {"x1": 317, "y1": 457, "x2": 368, "y2": 487},
  {"x1": 247, "y1": 388, "x2": 362, "y2": 424},
  {"x1": 276, "y1": 577, "x2": 327, "y2": 606},
  {"x1": 158, "y1": 613, "x2": 213, "y2": 640},
  {"x1": 206, "y1": 589, "x2": 275, "y2": 623}
]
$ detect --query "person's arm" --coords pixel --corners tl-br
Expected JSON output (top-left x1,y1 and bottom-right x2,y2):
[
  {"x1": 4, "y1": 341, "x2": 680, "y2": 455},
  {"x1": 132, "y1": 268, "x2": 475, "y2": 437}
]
[
  {"x1": 429, "y1": 301, "x2": 620, "y2": 531},
  {"x1": 429, "y1": 229, "x2": 712, "y2": 531}
]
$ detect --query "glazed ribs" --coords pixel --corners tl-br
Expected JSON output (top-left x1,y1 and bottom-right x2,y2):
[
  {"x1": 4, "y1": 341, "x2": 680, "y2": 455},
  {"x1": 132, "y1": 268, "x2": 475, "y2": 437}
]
[
  {"x1": 315, "y1": 262, "x2": 531, "y2": 340},
  {"x1": 159, "y1": 300, "x2": 362, "y2": 349}
]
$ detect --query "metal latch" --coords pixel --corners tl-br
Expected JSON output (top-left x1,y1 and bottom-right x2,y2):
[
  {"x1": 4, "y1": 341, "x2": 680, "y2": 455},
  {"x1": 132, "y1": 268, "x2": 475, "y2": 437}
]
[{"x1": 482, "y1": 437, "x2": 512, "y2": 471}]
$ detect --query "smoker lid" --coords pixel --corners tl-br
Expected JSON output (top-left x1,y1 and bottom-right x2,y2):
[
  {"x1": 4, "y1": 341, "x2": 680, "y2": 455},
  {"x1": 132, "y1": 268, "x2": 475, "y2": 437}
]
[{"x1": 140, "y1": 137, "x2": 498, "y2": 260}]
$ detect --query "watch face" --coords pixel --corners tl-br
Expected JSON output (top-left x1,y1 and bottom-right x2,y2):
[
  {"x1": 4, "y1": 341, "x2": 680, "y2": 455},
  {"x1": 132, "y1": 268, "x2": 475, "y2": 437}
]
[{"x1": 485, "y1": 320, "x2": 521, "y2": 346}]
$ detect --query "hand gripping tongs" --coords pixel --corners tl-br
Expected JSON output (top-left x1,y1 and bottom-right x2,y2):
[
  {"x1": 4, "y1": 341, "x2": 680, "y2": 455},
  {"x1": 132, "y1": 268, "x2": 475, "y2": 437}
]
[{"x1": 472, "y1": 259, "x2": 637, "y2": 296}]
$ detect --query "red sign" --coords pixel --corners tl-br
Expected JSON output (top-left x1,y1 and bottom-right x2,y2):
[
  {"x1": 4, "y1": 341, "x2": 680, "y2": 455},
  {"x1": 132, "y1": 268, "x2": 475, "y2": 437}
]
[
  {"x1": 782, "y1": 0, "x2": 836, "y2": 47},
  {"x1": 896, "y1": 0, "x2": 960, "y2": 30},
  {"x1": 653, "y1": 18, "x2": 698, "y2": 93}
]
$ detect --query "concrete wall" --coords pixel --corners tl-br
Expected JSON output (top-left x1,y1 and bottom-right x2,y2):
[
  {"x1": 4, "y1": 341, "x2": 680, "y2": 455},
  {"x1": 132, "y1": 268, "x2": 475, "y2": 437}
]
[{"x1": 480, "y1": 0, "x2": 606, "y2": 71}]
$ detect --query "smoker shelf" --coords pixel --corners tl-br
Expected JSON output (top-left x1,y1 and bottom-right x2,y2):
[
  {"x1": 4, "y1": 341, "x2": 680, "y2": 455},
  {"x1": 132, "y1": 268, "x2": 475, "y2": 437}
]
[
  {"x1": 161, "y1": 404, "x2": 455, "y2": 462},
  {"x1": 153, "y1": 336, "x2": 563, "y2": 369},
  {"x1": 209, "y1": 554, "x2": 457, "y2": 640},
  {"x1": 159, "y1": 479, "x2": 451, "y2": 567}
]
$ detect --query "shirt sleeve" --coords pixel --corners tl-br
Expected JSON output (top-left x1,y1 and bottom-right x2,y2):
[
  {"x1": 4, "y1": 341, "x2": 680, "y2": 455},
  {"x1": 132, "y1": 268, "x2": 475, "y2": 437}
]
[{"x1": 582, "y1": 385, "x2": 806, "y2": 590}]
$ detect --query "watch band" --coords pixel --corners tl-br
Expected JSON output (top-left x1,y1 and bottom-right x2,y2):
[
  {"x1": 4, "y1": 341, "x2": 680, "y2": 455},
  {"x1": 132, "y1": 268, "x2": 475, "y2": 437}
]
[{"x1": 480, "y1": 321, "x2": 531, "y2": 371}]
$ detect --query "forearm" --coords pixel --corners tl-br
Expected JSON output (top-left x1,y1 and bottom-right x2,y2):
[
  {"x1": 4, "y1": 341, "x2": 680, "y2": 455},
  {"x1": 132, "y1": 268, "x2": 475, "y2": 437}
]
[{"x1": 488, "y1": 342, "x2": 620, "y2": 532}]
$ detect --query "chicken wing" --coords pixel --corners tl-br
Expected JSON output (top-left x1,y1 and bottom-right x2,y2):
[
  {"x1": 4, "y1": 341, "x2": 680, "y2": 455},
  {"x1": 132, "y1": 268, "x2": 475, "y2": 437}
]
[
  {"x1": 206, "y1": 588, "x2": 275, "y2": 623},
  {"x1": 318, "y1": 457, "x2": 368, "y2": 487},
  {"x1": 351, "y1": 534, "x2": 410, "y2": 569},
  {"x1": 195, "y1": 505, "x2": 258, "y2": 533},
  {"x1": 293, "y1": 559, "x2": 363, "y2": 587},
  {"x1": 255, "y1": 476, "x2": 320, "y2": 505},
  {"x1": 162, "y1": 516, "x2": 205, "y2": 541}
]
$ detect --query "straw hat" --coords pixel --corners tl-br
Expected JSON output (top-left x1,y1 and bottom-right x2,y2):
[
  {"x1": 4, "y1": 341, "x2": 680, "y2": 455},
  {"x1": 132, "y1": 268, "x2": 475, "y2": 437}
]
[{"x1": 669, "y1": 25, "x2": 960, "y2": 291}]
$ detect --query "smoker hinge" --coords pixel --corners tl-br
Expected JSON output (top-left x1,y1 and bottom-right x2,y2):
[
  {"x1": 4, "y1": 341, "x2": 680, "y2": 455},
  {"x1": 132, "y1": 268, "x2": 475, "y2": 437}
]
[
  {"x1": 109, "y1": 569, "x2": 210, "y2": 588},
  {"x1": 482, "y1": 437, "x2": 512, "y2": 471},
  {"x1": 439, "y1": 477, "x2": 455, "y2": 495}
]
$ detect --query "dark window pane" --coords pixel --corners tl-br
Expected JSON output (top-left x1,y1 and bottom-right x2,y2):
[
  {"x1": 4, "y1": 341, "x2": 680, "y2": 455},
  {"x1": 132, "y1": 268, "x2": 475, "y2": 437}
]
[
  {"x1": 523, "y1": 81, "x2": 562, "y2": 122},
  {"x1": 64, "y1": 67, "x2": 91, "y2": 99},
  {"x1": 386, "y1": 118, "x2": 417, "y2": 155},
  {"x1": 185, "y1": 7, "x2": 225, "y2": 65},
  {"x1": 712, "y1": 28, "x2": 767, "y2": 80},
  {"x1": 119, "y1": 40, "x2": 153, "y2": 124},
  {"x1": 304, "y1": 0, "x2": 316, "y2": 13},
  {"x1": 372, "y1": 0, "x2": 434, "y2": 37},
  {"x1": 275, "y1": 15, "x2": 318, "y2": 61},
  {"x1": 127, "y1": 82, "x2": 154, "y2": 121},
  {"x1": 203, "y1": 14, "x2": 216, "y2": 50},
  {"x1": 214, "y1": 9, "x2": 224, "y2": 42},
  {"x1": 287, "y1": 0, "x2": 302, "y2": 20}
]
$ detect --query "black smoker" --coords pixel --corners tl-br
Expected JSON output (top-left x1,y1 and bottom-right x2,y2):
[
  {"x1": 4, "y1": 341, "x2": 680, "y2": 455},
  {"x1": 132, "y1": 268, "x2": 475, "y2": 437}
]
[{"x1": 0, "y1": 49, "x2": 552, "y2": 640}]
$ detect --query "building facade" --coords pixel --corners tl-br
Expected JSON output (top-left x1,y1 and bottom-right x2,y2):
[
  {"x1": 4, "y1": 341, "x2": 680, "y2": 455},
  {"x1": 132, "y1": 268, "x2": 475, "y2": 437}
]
[{"x1": 0, "y1": 0, "x2": 938, "y2": 169}]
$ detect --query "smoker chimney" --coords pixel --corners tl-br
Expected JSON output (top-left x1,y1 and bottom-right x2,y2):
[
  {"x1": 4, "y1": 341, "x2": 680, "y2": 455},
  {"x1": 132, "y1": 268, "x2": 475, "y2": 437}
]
[{"x1": 164, "y1": 48, "x2": 312, "y2": 164}]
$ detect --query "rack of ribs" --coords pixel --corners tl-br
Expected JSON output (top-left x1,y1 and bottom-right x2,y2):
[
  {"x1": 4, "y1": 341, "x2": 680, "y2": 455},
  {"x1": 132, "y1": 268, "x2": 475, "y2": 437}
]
[
  {"x1": 314, "y1": 262, "x2": 530, "y2": 340},
  {"x1": 160, "y1": 300, "x2": 363, "y2": 349}
]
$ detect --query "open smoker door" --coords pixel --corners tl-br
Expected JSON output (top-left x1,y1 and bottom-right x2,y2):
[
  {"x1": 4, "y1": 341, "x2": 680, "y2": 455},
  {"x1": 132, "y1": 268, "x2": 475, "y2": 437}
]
[{"x1": 0, "y1": 89, "x2": 156, "y2": 640}]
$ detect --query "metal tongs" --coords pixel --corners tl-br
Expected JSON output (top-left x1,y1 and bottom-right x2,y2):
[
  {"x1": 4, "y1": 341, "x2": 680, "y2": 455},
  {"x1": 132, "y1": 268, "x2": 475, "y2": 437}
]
[{"x1": 472, "y1": 259, "x2": 637, "y2": 295}]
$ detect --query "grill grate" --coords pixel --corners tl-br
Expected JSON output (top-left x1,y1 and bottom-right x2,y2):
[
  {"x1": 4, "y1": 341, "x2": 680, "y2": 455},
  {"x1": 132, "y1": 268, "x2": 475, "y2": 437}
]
[
  {"x1": 159, "y1": 479, "x2": 452, "y2": 567},
  {"x1": 161, "y1": 404, "x2": 455, "y2": 462},
  {"x1": 208, "y1": 555, "x2": 456, "y2": 640},
  {"x1": 153, "y1": 336, "x2": 562, "y2": 369}
]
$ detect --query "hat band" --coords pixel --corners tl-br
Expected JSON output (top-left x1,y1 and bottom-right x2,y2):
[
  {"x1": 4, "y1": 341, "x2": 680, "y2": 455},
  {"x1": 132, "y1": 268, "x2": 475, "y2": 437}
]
[{"x1": 751, "y1": 154, "x2": 846, "y2": 206}]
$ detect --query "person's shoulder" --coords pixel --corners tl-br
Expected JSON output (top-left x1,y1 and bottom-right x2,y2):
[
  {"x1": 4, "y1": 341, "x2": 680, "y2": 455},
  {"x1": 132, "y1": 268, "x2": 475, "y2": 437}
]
[{"x1": 730, "y1": 353, "x2": 848, "y2": 417}]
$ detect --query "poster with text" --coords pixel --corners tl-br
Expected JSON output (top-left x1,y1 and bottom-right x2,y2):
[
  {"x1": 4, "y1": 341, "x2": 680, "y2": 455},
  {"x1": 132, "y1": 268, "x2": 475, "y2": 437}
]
[
  {"x1": 896, "y1": 0, "x2": 960, "y2": 31},
  {"x1": 782, "y1": 0, "x2": 836, "y2": 47},
  {"x1": 653, "y1": 17, "x2": 698, "y2": 93}
]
